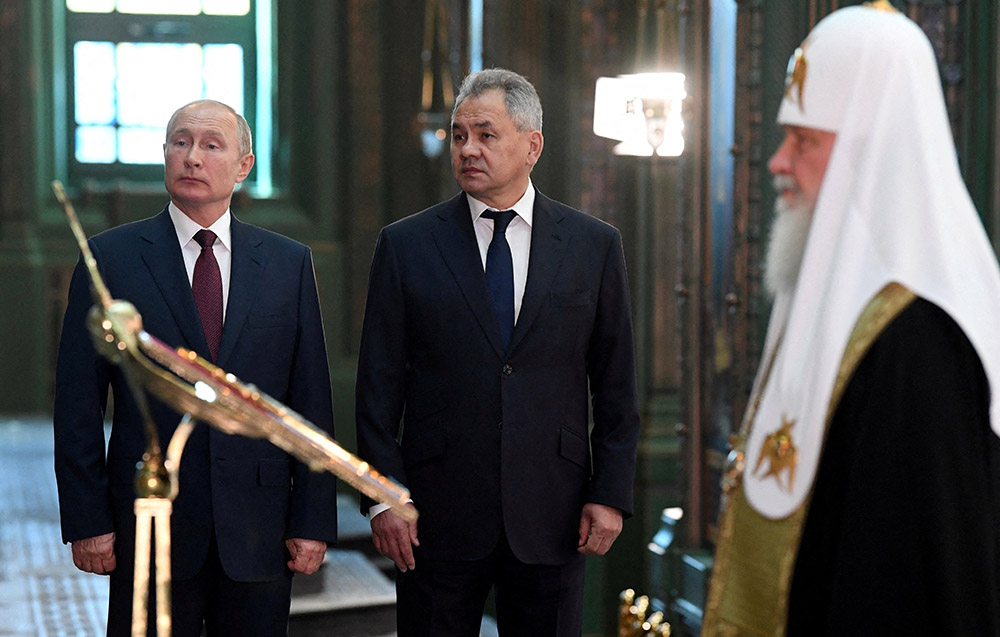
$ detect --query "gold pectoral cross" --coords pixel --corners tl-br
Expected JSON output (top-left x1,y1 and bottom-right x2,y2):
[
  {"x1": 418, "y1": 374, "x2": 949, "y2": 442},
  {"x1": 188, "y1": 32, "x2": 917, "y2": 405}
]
[{"x1": 753, "y1": 414, "x2": 799, "y2": 492}]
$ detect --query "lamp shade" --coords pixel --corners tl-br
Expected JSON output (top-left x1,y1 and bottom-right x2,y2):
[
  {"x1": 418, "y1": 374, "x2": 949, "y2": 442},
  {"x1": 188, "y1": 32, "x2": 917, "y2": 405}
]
[{"x1": 593, "y1": 72, "x2": 686, "y2": 157}]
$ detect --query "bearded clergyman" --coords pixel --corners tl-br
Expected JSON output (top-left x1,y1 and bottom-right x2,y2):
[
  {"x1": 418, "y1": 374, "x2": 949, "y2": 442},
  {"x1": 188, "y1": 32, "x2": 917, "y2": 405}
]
[{"x1": 703, "y1": 4, "x2": 1000, "y2": 635}]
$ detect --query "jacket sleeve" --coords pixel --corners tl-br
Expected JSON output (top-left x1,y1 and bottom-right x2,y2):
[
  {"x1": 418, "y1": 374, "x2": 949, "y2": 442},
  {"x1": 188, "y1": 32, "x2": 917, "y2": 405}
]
[
  {"x1": 284, "y1": 246, "x2": 339, "y2": 542},
  {"x1": 354, "y1": 228, "x2": 410, "y2": 514},
  {"x1": 584, "y1": 229, "x2": 640, "y2": 517},
  {"x1": 53, "y1": 246, "x2": 116, "y2": 543}
]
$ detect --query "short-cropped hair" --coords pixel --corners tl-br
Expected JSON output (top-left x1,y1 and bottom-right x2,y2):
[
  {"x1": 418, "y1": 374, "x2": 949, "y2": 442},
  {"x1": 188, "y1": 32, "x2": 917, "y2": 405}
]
[{"x1": 452, "y1": 68, "x2": 543, "y2": 133}]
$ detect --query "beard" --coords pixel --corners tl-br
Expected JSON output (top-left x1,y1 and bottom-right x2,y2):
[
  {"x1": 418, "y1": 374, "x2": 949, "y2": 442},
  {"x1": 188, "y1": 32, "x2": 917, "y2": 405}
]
[{"x1": 764, "y1": 175, "x2": 814, "y2": 298}]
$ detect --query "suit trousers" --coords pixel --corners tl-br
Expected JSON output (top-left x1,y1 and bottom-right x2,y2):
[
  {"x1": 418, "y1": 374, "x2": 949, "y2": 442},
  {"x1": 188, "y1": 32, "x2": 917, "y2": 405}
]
[
  {"x1": 395, "y1": 529, "x2": 586, "y2": 637},
  {"x1": 107, "y1": 531, "x2": 293, "y2": 637}
]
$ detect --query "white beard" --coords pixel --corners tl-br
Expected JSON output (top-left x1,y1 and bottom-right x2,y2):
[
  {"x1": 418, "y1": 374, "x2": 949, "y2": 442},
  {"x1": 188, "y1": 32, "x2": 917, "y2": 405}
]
[{"x1": 764, "y1": 176, "x2": 814, "y2": 298}]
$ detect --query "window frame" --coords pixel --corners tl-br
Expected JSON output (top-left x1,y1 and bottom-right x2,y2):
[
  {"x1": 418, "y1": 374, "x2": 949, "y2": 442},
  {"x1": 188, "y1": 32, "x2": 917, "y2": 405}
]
[{"x1": 61, "y1": 3, "x2": 259, "y2": 186}]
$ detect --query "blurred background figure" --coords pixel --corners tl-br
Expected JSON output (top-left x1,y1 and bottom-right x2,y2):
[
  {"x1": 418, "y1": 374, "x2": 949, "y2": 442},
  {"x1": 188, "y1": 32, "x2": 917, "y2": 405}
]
[{"x1": 705, "y1": 5, "x2": 1000, "y2": 635}]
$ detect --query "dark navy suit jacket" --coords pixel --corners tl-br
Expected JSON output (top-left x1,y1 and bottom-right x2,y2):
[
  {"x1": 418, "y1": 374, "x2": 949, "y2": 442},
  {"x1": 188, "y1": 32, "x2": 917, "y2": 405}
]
[
  {"x1": 54, "y1": 207, "x2": 337, "y2": 582},
  {"x1": 355, "y1": 191, "x2": 640, "y2": 565}
]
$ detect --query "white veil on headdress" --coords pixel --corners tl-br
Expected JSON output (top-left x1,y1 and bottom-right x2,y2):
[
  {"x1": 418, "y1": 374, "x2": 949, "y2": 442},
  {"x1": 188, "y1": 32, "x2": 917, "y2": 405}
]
[{"x1": 743, "y1": 6, "x2": 1000, "y2": 519}]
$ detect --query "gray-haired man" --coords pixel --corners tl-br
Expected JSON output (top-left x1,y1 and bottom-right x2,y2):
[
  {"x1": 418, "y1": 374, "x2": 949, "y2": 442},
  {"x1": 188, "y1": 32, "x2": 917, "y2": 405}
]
[{"x1": 355, "y1": 68, "x2": 641, "y2": 636}]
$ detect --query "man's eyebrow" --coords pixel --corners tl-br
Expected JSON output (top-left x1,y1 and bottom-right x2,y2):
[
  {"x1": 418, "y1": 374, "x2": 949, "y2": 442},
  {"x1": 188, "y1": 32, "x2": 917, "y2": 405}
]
[
  {"x1": 453, "y1": 119, "x2": 494, "y2": 130},
  {"x1": 169, "y1": 127, "x2": 226, "y2": 140}
]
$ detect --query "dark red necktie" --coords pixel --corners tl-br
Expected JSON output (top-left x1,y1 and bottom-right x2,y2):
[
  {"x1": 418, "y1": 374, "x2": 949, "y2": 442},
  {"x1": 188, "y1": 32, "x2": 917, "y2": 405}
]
[{"x1": 192, "y1": 229, "x2": 223, "y2": 362}]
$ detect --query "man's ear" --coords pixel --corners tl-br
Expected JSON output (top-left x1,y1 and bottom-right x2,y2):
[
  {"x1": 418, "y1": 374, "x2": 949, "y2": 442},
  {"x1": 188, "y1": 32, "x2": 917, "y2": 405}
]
[
  {"x1": 527, "y1": 131, "x2": 544, "y2": 167},
  {"x1": 236, "y1": 153, "x2": 255, "y2": 183}
]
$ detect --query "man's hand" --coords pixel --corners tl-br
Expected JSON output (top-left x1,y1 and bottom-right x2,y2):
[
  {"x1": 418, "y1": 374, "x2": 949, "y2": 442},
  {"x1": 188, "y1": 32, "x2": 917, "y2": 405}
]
[
  {"x1": 370, "y1": 505, "x2": 419, "y2": 572},
  {"x1": 577, "y1": 503, "x2": 623, "y2": 556},
  {"x1": 286, "y1": 538, "x2": 327, "y2": 575},
  {"x1": 71, "y1": 532, "x2": 117, "y2": 574}
]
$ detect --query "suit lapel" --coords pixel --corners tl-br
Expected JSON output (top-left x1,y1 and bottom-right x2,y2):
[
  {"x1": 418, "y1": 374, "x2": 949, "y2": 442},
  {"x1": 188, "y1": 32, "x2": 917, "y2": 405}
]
[
  {"x1": 217, "y1": 216, "x2": 264, "y2": 367},
  {"x1": 431, "y1": 194, "x2": 509, "y2": 358},
  {"x1": 509, "y1": 192, "x2": 570, "y2": 353},
  {"x1": 140, "y1": 208, "x2": 209, "y2": 356}
]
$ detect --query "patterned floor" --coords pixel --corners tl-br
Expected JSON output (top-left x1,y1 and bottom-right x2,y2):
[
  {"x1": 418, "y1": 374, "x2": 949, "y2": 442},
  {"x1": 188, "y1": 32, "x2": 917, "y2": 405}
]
[
  {"x1": 0, "y1": 418, "x2": 107, "y2": 636},
  {"x1": 0, "y1": 418, "x2": 502, "y2": 637},
  {"x1": 0, "y1": 417, "x2": 401, "y2": 637}
]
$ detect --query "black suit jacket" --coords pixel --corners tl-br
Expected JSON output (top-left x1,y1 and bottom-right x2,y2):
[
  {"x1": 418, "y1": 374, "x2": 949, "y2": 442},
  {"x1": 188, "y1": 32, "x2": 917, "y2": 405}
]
[
  {"x1": 54, "y1": 207, "x2": 337, "y2": 582},
  {"x1": 355, "y1": 191, "x2": 639, "y2": 565}
]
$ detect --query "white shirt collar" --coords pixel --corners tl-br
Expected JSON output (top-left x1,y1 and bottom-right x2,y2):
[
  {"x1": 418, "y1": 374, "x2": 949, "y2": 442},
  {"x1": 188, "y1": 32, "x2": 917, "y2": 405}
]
[
  {"x1": 466, "y1": 180, "x2": 535, "y2": 228},
  {"x1": 168, "y1": 202, "x2": 232, "y2": 252}
]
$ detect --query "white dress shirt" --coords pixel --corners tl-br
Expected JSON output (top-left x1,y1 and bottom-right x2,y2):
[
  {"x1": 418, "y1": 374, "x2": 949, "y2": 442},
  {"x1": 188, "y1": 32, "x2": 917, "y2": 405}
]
[
  {"x1": 467, "y1": 181, "x2": 534, "y2": 323},
  {"x1": 168, "y1": 202, "x2": 233, "y2": 320}
]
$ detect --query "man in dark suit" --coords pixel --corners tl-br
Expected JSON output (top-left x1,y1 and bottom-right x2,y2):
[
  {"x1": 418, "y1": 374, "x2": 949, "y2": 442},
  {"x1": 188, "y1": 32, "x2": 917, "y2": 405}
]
[
  {"x1": 53, "y1": 99, "x2": 337, "y2": 636},
  {"x1": 356, "y1": 68, "x2": 640, "y2": 636}
]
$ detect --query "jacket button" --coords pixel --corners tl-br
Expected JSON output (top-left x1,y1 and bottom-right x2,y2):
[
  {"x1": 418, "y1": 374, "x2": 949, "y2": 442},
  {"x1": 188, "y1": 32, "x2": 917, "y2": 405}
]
[
  {"x1": 497, "y1": 421, "x2": 503, "y2": 431},
  {"x1": 502, "y1": 364, "x2": 513, "y2": 376}
]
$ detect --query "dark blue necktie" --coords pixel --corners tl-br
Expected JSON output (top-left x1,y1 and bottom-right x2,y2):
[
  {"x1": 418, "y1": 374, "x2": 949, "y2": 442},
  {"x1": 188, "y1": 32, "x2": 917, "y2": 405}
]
[{"x1": 483, "y1": 210, "x2": 517, "y2": 350}]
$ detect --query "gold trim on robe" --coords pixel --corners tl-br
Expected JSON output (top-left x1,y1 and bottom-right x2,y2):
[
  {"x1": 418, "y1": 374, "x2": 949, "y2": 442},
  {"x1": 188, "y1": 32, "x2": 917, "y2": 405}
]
[{"x1": 703, "y1": 282, "x2": 916, "y2": 636}]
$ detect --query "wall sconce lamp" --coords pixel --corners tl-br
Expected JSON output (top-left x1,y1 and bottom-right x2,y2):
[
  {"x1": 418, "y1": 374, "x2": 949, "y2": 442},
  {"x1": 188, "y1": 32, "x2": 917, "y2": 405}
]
[{"x1": 593, "y1": 72, "x2": 686, "y2": 157}]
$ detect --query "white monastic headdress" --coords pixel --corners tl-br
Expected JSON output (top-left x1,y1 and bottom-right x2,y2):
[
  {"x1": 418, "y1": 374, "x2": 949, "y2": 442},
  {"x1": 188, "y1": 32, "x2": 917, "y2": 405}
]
[{"x1": 744, "y1": 5, "x2": 1000, "y2": 519}]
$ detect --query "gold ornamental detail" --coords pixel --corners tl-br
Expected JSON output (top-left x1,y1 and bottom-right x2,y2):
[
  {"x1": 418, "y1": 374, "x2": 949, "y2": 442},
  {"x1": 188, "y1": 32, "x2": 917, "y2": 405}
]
[{"x1": 752, "y1": 414, "x2": 799, "y2": 492}]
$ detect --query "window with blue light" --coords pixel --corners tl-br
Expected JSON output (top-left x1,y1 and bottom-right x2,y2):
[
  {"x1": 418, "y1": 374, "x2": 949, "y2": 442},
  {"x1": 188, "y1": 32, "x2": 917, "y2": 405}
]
[{"x1": 64, "y1": 0, "x2": 274, "y2": 194}]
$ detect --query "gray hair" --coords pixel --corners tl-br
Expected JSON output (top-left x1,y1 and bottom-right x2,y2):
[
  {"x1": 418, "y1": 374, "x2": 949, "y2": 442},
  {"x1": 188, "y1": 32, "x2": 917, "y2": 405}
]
[
  {"x1": 452, "y1": 68, "x2": 543, "y2": 133},
  {"x1": 166, "y1": 99, "x2": 253, "y2": 157}
]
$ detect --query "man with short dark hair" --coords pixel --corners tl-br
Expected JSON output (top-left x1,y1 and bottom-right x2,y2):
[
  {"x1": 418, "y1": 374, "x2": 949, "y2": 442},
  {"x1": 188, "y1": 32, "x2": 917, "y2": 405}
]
[{"x1": 356, "y1": 68, "x2": 640, "y2": 636}]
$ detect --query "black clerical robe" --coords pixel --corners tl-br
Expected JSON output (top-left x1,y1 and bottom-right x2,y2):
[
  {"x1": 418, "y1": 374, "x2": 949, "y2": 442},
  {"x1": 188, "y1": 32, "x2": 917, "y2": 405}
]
[{"x1": 787, "y1": 298, "x2": 1000, "y2": 636}]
